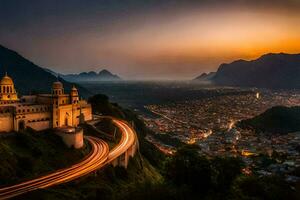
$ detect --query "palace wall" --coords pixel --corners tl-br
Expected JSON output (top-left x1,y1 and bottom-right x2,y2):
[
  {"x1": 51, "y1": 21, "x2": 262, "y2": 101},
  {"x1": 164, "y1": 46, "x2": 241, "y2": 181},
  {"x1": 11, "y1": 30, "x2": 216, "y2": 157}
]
[
  {"x1": 80, "y1": 105, "x2": 92, "y2": 122},
  {"x1": 57, "y1": 95, "x2": 70, "y2": 105},
  {"x1": 57, "y1": 104, "x2": 73, "y2": 127},
  {"x1": 0, "y1": 113, "x2": 14, "y2": 132},
  {"x1": 72, "y1": 106, "x2": 81, "y2": 126},
  {"x1": 15, "y1": 104, "x2": 51, "y2": 114},
  {"x1": 15, "y1": 111, "x2": 52, "y2": 131},
  {"x1": 27, "y1": 120, "x2": 51, "y2": 131},
  {"x1": 55, "y1": 127, "x2": 84, "y2": 149},
  {"x1": 36, "y1": 95, "x2": 53, "y2": 104}
]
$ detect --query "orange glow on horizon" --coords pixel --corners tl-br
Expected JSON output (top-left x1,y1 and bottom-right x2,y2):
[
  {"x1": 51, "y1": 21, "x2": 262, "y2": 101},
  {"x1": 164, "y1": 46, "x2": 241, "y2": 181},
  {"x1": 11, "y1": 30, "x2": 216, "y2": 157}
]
[
  {"x1": 88, "y1": 9, "x2": 300, "y2": 76},
  {"x1": 5, "y1": 4, "x2": 300, "y2": 79}
]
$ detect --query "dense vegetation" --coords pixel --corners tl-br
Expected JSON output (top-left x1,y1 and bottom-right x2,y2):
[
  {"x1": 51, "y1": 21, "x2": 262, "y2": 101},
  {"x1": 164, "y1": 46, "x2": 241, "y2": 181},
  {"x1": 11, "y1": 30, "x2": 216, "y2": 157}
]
[
  {"x1": 110, "y1": 144, "x2": 296, "y2": 200},
  {"x1": 0, "y1": 129, "x2": 90, "y2": 187},
  {"x1": 239, "y1": 106, "x2": 300, "y2": 134},
  {"x1": 20, "y1": 155, "x2": 162, "y2": 200}
]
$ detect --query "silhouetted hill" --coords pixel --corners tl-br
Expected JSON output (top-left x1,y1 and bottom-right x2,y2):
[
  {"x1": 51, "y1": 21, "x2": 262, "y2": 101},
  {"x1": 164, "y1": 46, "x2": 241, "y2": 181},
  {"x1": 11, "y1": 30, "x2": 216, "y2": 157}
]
[
  {"x1": 61, "y1": 69, "x2": 121, "y2": 82},
  {"x1": 194, "y1": 72, "x2": 216, "y2": 81},
  {"x1": 0, "y1": 45, "x2": 91, "y2": 97},
  {"x1": 212, "y1": 53, "x2": 300, "y2": 89},
  {"x1": 238, "y1": 106, "x2": 300, "y2": 134}
]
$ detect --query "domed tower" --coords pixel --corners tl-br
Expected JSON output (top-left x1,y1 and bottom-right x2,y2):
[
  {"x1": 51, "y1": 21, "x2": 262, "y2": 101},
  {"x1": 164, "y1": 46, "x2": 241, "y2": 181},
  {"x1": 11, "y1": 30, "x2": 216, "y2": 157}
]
[
  {"x1": 70, "y1": 85, "x2": 79, "y2": 104},
  {"x1": 52, "y1": 81, "x2": 64, "y2": 128},
  {"x1": 52, "y1": 81, "x2": 64, "y2": 96},
  {"x1": 0, "y1": 73, "x2": 19, "y2": 101}
]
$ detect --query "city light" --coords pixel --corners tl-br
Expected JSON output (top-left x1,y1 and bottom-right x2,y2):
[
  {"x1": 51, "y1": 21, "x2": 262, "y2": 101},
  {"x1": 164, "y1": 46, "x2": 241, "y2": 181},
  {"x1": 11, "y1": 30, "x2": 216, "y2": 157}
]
[
  {"x1": 256, "y1": 92, "x2": 260, "y2": 99},
  {"x1": 241, "y1": 150, "x2": 256, "y2": 157}
]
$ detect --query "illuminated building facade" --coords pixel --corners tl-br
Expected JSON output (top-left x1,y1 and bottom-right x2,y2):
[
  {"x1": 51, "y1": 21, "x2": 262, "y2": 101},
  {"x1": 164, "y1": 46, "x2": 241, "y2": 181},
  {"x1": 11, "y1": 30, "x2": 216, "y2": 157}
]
[{"x1": 0, "y1": 73, "x2": 92, "y2": 132}]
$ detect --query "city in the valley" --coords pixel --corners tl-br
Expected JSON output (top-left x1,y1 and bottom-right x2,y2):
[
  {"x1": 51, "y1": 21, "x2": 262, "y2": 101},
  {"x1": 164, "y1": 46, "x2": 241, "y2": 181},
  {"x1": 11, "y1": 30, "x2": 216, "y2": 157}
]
[{"x1": 140, "y1": 88, "x2": 300, "y2": 178}]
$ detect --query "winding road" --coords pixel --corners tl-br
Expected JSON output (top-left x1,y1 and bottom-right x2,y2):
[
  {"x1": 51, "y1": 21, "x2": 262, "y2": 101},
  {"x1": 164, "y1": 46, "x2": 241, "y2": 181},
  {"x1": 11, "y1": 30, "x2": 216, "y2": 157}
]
[
  {"x1": 107, "y1": 119, "x2": 137, "y2": 163},
  {"x1": 0, "y1": 117, "x2": 137, "y2": 199}
]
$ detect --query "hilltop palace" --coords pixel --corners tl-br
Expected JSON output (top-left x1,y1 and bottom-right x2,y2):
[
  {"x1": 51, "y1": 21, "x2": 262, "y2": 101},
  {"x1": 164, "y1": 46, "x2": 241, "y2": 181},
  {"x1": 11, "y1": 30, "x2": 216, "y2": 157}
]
[{"x1": 0, "y1": 73, "x2": 92, "y2": 148}]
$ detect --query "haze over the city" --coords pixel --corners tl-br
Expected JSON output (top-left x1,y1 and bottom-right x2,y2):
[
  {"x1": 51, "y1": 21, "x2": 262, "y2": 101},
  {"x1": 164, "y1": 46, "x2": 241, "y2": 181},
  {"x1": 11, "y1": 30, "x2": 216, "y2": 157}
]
[{"x1": 1, "y1": 0, "x2": 300, "y2": 79}]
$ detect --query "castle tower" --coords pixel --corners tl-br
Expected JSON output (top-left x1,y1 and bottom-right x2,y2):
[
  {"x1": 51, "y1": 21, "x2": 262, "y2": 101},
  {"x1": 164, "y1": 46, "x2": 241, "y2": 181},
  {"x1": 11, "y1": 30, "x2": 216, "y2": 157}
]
[
  {"x1": 70, "y1": 85, "x2": 79, "y2": 104},
  {"x1": 0, "y1": 73, "x2": 19, "y2": 101},
  {"x1": 52, "y1": 81, "x2": 64, "y2": 95},
  {"x1": 70, "y1": 85, "x2": 80, "y2": 127},
  {"x1": 52, "y1": 81, "x2": 64, "y2": 128}
]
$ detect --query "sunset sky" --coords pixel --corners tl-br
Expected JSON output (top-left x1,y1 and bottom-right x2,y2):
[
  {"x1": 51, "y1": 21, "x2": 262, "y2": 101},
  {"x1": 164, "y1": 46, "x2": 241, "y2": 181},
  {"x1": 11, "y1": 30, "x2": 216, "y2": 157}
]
[{"x1": 0, "y1": 0, "x2": 300, "y2": 79}]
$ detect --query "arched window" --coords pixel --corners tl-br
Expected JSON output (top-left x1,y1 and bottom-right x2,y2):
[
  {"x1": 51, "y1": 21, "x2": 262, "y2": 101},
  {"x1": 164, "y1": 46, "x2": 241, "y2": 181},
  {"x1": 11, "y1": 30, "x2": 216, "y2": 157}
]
[
  {"x1": 3, "y1": 86, "x2": 6, "y2": 93},
  {"x1": 6, "y1": 86, "x2": 9, "y2": 93}
]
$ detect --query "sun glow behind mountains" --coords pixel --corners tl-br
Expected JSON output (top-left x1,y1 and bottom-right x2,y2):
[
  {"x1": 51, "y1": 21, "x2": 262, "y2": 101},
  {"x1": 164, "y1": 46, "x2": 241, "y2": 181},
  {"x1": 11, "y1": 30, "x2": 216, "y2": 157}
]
[{"x1": 1, "y1": 0, "x2": 300, "y2": 79}]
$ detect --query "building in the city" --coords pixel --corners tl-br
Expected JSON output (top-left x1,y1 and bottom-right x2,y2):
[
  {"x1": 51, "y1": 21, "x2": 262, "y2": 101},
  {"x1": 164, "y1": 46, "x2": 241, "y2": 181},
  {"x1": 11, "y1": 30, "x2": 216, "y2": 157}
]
[{"x1": 0, "y1": 73, "x2": 92, "y2": 133}]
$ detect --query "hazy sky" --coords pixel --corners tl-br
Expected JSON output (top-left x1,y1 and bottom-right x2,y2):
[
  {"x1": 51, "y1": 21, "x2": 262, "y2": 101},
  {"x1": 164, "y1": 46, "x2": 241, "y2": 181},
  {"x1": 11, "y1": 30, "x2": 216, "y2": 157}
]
[{"x1": 0, "y1": 0, "x2": 300, "y2": 79}]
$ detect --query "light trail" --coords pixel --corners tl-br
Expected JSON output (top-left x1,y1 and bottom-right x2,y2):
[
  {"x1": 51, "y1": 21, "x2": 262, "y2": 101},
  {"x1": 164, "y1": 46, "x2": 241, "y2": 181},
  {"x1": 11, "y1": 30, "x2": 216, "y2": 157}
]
[
  {"x1": 0, "y1": 117, "x2": 138, "y2": 199},
  {"x1": 106, "y1": 119, "x2": 136, "y2": 162},
  {"x1": 0, "y1": 136, "x2": 109, "y2": 199}
]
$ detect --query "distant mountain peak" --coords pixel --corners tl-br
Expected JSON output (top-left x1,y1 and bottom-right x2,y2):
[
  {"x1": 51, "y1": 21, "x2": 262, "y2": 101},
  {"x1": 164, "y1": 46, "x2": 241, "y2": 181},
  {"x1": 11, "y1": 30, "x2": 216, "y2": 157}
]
[
  {"x1": 99, "y1": 69, "x2": 110, "y2": 74},
  {"x1": 98, "y1": 69, "x2": 114, "y2": 76},
  {"x1": 194, "y1": 72, "x2": 216, "y2": 81},
  {"x1": 61, "y1": 69, "x2": 121, "y2": 82}
]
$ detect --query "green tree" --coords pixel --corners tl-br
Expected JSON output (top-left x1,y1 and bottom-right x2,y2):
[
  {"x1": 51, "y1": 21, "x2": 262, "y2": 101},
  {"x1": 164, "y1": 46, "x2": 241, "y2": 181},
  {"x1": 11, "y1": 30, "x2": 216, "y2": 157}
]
[
  {"x1": 164, "y1": 145, "x2": 212, "y2": 195},
  {"x1": 88, "y1": 94, "x2": 124, "y2": 118},
  {"x1": 212, "y1": 157, "x2": 243, "y2": 192},
  {"x1": 230, "y1": 175, "x2": 297, "y2": 200}
]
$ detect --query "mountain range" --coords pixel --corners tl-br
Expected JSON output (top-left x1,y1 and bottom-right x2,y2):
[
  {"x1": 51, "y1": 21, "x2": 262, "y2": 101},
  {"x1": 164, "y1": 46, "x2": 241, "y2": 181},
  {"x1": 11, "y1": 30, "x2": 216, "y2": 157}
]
[
  {"x1": 61, "y1": 70, "x2": 121, "y2": 82},
  {"x1": 0, "y1": 45, "x2": 92, "y2": 97},
  {"x1": 2, "y1": 43, "x2": 299, "y2": 91},
  {"x1": 194, "y1": 53, "x2": 300, "y2": 89}
]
